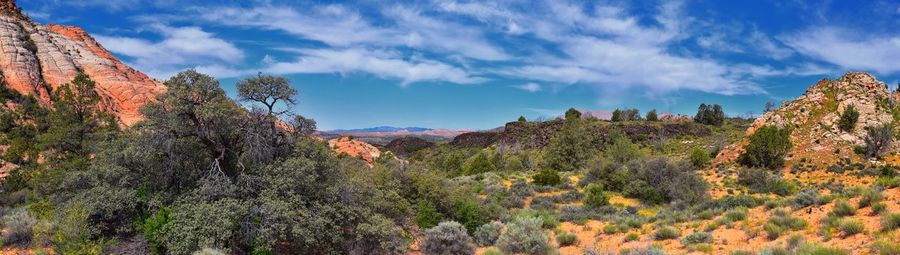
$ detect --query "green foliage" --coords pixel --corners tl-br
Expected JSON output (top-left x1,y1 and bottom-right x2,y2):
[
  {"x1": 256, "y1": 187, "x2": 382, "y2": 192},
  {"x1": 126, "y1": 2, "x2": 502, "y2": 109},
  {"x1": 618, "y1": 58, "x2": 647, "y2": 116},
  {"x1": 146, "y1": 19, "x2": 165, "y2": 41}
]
[
  {"x1": 864, "y1": 124, "x2": 893, "y2": 158},
  {"x1": 474, "y1": 221, "x2": 503, "y2": 247},
  {"x1": 795, "y1": 243, "x2": 847, "y2": 255},
  {"x1": 611, "y1": 108, "x2": 641, "y2": 122},
  {"x1": 236, "y1": 72, "x2": 297, "y2": 116},
  {"x1": 464, "y1": 152, "x2": 496, "y2": 175},
  {"x1": 723, "y1": 207, "x2": 748, "y2": 222},
  {"x1": 872, "y1": 239, "x2": 900, "y2": 255},
  {"x1": 518, "y1": 116, "x2": 527, "y2": 122},
  {"x1": 838, "y1": 105, "x2": 859, "y2": 132},
  {"x1": 882, "y1": 213, "x2": 900, "y2": 232},
  {"x1": 624, "y1": 232, "x2": 640, "y2": 242},
  {"x1": 422, "y1": 221, "x2": 476, "y2": 255},
  {"x1": 1, "y1": 207, "x2": 36, "y2": 247},
  {"x1": 158, "y1": 198, "x2": 247, "y2": 255},
  {"x1": 143, "y1": 208, "x2": 171, "y2": 254},
  {"x1": 582, "y1": 183, "x2": 609, "y2": 208},
  {"x1": 544, "y1": 119, "x2": 592, "y2": 172},
  {"x1": 555, "y1": 232, "x2": 578, "y2": 247},
  {"x1": 689, "y1": 148, "x2": 710, "y2": 168},
  {"x1": 565, "y1": 108, "x2": 581, "y2": 120},
  {"x1": 738, "y1": 125, "x2": 792, "y2": 169},
  {"x1": 350, "y1": 214, "x2": 409, "y2": 255},
  {"x1": 653, "y1": 226, "x2": 681, "y2": 240},
  {"x1": 830, "y1": 200, "x2": 856, "y2": 217},
  {"x1": 737, "y1": 168, "x2": 797, "y2": 195},
  {"x1": 680, "y1": 232, "x2": 712, "y2": 246},
  {"x1": 838, "y1": 219, "x2": 864, "y2": 236},
  {"x1": 765, "y1": 209, "x2": 806, "y2": 240},
  {"x1": 496, "y1": 216, "x2": 552, "y2": 255},
  {"x1": 858, "y1": 188, "x2": 883, "y2": 208},
  {"x1": 532, "y1": 169, "x2": 562, "y2": 186},
  {"x1": 694, "y1": 103, "x2": 725, "y2": 126},
  {"x1": 603, "y1": 130, "x2": 642, "y2": 164},
  {"x1": 646, "y1": 109, "x2": 658, "y2": 121},
  {"x1": 415, "y1": 201, "x2": 442, "y2": 228}
]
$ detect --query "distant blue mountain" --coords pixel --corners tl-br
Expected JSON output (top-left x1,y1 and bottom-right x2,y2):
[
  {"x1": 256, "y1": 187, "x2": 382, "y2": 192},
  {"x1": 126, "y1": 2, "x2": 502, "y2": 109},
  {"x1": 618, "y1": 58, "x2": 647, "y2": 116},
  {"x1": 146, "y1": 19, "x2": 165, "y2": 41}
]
[{"x1": 329, "y1": 126, "x2": 433, "y2": 133}]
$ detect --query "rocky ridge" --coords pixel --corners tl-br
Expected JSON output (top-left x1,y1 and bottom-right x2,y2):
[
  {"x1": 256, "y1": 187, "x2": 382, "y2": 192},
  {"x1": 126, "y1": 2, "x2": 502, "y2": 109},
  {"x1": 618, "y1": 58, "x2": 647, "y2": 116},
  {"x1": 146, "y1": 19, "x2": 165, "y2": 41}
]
[
  {"x1": 328, "y1": 137, "x2": 382, "y2": 165},
  {"x1": 0, "y1": 0, "x2": 164, "y2": 126},
  {"x1": 715, "y1": 72, "x2": 897, "y2": 165}
]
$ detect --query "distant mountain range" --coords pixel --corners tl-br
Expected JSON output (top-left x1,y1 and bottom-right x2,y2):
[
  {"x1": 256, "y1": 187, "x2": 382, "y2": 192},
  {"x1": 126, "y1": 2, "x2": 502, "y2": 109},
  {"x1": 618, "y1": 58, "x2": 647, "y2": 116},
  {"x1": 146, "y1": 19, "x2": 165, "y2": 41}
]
[
  {"x1": 318, "y1": 126, "x2": 472, "y2": 145},
  {"x1": 328, "y1": 126, "x2": 433, "y2": 133}
]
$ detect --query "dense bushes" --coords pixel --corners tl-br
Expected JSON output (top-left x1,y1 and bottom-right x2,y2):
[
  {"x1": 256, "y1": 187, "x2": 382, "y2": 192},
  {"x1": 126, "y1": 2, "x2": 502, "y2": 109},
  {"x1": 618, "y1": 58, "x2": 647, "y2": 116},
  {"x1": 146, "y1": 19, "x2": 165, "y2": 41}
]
[
  {"x1": 838, "y1": 105, "x2": 859, "y2": 132},
  {"x1": 689, "y1": 148, "x2": 710, "y2": 168},
  {"x1": 583, "y1": 183, "x2": 609, "y2": 208},
  {"x1": 864, "y1": 125, "x2": 893, "y2": 158},
  {"x1": 543, "y1": 118, "x2": 592, "y2": 172},
  {"x1": 496, "y1": 216, "x2": 551, "y2": 255},
  {"x1": 737, "y1": 168, "x2": 797, "y2": 195},
  {"x1": 532, "y1": 169, "x2": 562, "y2": 186},
  {"x1": 473, "y1": 221, "x2": 503, "y2": 247},
  {"x1": 694, "y1": 103, "x2": 725, "y2": 126},
  {"x1": 738, "y1": 125, "x2": 792, "y2": 169},
  {"x1": 1, "y1": 208, "x2": 36, "y2": 247},
  {"x1": 421, "y1": 221, "x2": 476, "y2": 255}
]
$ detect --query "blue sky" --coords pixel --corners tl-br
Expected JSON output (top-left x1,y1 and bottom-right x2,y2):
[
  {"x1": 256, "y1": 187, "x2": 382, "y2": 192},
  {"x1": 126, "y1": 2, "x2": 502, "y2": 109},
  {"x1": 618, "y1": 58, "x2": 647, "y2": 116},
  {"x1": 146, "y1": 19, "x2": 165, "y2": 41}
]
[{"x1": 20, "y1": 0, "x2": 900, "y2": 130}]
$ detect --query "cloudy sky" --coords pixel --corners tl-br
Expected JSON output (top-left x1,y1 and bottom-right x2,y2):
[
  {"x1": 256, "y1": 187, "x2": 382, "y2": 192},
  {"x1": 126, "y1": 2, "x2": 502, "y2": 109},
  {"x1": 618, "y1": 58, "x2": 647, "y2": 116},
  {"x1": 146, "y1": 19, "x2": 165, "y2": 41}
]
[{"x1": 20, "y1": 0, "x2": 900, "y2": 130}]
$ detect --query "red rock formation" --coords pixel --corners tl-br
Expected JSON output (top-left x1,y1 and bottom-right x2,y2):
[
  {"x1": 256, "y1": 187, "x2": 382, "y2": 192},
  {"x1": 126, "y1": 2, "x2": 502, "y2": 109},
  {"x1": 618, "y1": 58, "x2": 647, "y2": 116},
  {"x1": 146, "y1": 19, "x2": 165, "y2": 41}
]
[
  {"x1": 328, "y1": 137, "x2": 381, "y2": 166},
  {"x1": 0, "y1": 0, "x2": 165, "y2": 126}
]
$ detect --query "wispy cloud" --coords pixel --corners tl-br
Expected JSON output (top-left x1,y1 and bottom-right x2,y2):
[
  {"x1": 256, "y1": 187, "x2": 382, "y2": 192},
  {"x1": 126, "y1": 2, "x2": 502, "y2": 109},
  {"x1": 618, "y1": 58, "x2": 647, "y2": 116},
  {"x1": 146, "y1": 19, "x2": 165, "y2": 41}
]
[
  {"x1": 782, "y1": 27, "x2": 900, "y2": 74},
  {"x1": 514, "y1": 83, "x2": 541, "y2": 92},
  {"x1": 95, "y1": 24, "x2": 244, "y2": 79},
  {"x1": 266, "y1": 48, "x2": 485, "y2": 85}
]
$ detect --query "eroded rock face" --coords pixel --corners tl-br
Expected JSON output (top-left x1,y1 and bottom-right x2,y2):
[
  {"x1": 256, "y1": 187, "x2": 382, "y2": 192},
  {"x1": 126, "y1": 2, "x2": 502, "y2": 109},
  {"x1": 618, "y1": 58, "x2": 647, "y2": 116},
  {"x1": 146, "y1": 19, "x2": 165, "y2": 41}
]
[
  {"x1": 715, "y1": 72, "x2": 896, "y2": 165},
  {"x1": 0, "y1": 0, "x2": 164, "y2": 125},
  {"x1": 328, "y1": 137, "x2": 381, "y2": 166}
]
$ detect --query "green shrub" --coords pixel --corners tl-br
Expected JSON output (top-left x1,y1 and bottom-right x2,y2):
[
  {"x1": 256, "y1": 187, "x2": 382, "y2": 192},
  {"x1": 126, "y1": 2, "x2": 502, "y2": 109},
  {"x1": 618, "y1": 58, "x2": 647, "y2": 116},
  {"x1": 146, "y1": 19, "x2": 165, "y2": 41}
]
[
  {"x1": 415, "y1": 200, "x2": 443, "y2": 229},
  {"x1": 882, "y1": 213, "x2": 900, "y2": 232},
  {"x1": 555, "y1": 231, "x2": 578, "y2": 247},
  {"x1": 483, "y1": 247, "x2": 503, "y2": 255},
  {"x1": 496, "y1": 216, "x2": 552, "y2": 255},
  {"x1": 830, "y1": 200, "x2": 855, "y2": 217},
  {"x1": 738, "y1": 126, "x2": 792, "y2": 169},
  {"x1": 193, "y1": 248, "x2": 226, "y2": 255},
  {"x1": 603, "y1": 224, "x2": 625, "y2": 234},
  {"x1": 624, "y1": 232, "x2": 640, "y2": 242},
  {"x1": 723, "y1": 207, "x2": 748, "y2": 222},
  {"x1": 680, "y1": 232, "x2": 712, "y2": 246},
  {"x1": 422, "y1": 221, "x2": 476, "y2": 255},
  {"x1": 143, "y1": 208, "x2": 171, "y2": 254},
  {"x1": 583, "y1": 183, "x2": 609, "y2": 208},
  {"x1": 838, "y1": 105, "x2": 859, "y2": 132},
  {"x1": 694, "y1": 103, "x2": 725, "y2": 126},
  {"x1": 532, "y1": 169, "x2": 562, "y2": 186},
  {"x1": 474, "y1": 221, "x2": 503, "y2": 247},
  {"x1": 646, "y1": 109, "x2": 658, "y2": 121},
  {"x1": 730, "y1": 250, "x2": 754, "y2": 255},
  {"x1": 795, "y1": 243, "x2": 848, "y2": 255},
  {"x1": 858, "y1": 188, "x2": 883, "y2": 208},
  {"x1": 653, "y1": 226, "x2": 681, "y2": 240},
  {"x1": 872, "y1": 239, "x2": 900, "y2": 255},
  {"x1": 464, "y1": 152, "x2": 497, "y2": 176},
  {"x1": 871, "y1": 202, "x2": 886, "y2": 215},
  {"x1": 689, "y1": 148, "x2": 711, "y2": 168},
  {"x1": 838, "y1": 219, "x2": 864, "y2": 236},
  {"x1": 765, "y1": 209, "x2": 806, "y2": 240},
  {"x1": 792, "y1": 189, "x2": 819, "y2": 209},
  {"x1": 864, "y1": 125, "x2": 894, "y2": 158},
  {"x1": 0, "y1": 207, "x2": 35, "y2": 247}
]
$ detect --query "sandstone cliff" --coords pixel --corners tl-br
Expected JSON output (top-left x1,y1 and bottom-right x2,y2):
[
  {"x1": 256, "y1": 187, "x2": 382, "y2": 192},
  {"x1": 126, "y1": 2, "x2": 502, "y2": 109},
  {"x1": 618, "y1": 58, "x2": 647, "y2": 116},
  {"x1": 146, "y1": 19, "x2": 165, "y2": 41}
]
[
  {"x1": 715, "y1": 72, "x2": 897, "y2": 165},
  {"x1": 0, "y1": 0, "x2": 164, "y2": 126},
  {"x1": 328, "y1": 137, "x2": 382, "y2": 165}
]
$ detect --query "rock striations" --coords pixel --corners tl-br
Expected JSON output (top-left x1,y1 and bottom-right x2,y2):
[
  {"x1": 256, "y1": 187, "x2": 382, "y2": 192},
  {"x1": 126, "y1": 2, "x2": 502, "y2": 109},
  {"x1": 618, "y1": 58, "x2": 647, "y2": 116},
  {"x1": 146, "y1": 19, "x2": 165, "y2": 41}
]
[
  {"x1": 715, "y1": 72, "x2": 897, "y2": 165},
  {"x1": 0, "y1": 0, "x2": 164, "y2": 126}
]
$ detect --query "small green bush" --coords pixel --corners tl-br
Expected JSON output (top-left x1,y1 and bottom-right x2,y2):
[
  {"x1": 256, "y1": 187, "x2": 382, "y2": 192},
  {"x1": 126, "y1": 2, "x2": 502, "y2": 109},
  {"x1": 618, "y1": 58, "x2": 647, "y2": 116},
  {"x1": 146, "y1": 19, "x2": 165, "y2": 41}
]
[
  {"x1": 830, "y1": 200, "x2": 856, "y2": 217},
  {"x1": 858, "y1": 188, "x2": 883, "y2": 208},
  {"x1": 0, "y1": 208, "x2": 35, "y2": 247},
  {"x1": 838, "y1": 105, "x2": 859, "y2": 132},
  {"x1": 723, "y1": 207, "x2": 748, "y2": 222},
  {"x1": 532, "y1": 169, "x2": 562, "y2": 186},
  {"x1": 496, "y1": 216, "x2": 552, "y2": 255},
  {"x1": 738, "y1": 126, "x2": 792, "y2": 169},
  {"x1": 881, "y1": 213, "x2": 900, "y2": 232},
  {"x1": 624, "y1": 232, "x2": 640, "y2": 242},
  {"x1": 583, "y1": 183, "x2": 609, "y2": 208},
  {"x1": 795, "y1": 243, "x2": 848, "y2": 255},
  {"x1": 555, "y1": 232, "x2": 578, "y2": 247},
  {"x1": 838, "y1": 219, "x2": 864, "y2": 236},
  {"x1": 689, "y1": 148, "x2": 710, "y2": 168},
  {"x1": 792, "y1": 189, "x2": 819, "y2": 209},
  {"x1": 680, "y1": 232, "x2": 712, "y2": 246},
  {"x1": 871, "y1": 202, "x2": 886, "y2": 215},
  {"x1": 422, "y1": 221, "x2": 476, "y2": 255},
  {"x1": 474, "y1": 221, "x2": 504, "y2": 247},
  {"x1": 872, "y1": 239, "x2": 900, "y2": 255},
  {"x1": 603, "y1": 224, "x2": 626, "y2": 234},
  {"x1": 653, "y1": 226, "x2": 681, "y2": 240},
  {"x1": 482, "y1": 247, "x2": 503, "y2": 255}
]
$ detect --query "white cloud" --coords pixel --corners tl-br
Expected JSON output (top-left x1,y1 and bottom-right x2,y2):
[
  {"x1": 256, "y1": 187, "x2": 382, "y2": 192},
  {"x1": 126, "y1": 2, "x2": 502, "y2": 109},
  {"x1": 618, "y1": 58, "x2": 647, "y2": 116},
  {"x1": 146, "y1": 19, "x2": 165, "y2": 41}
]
[
  {"x1": 95, "y1": 24, "x2": 244, "y2": 79},
  {"x1": 783, "y1": 27, "x2": 900, "y2": 74},
  {"x1": 265, "y1": 48, "x2": 484, "y2": 85},
  {"x1": 514, "y1": 83, "x2": 541, "y2": 92}
]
